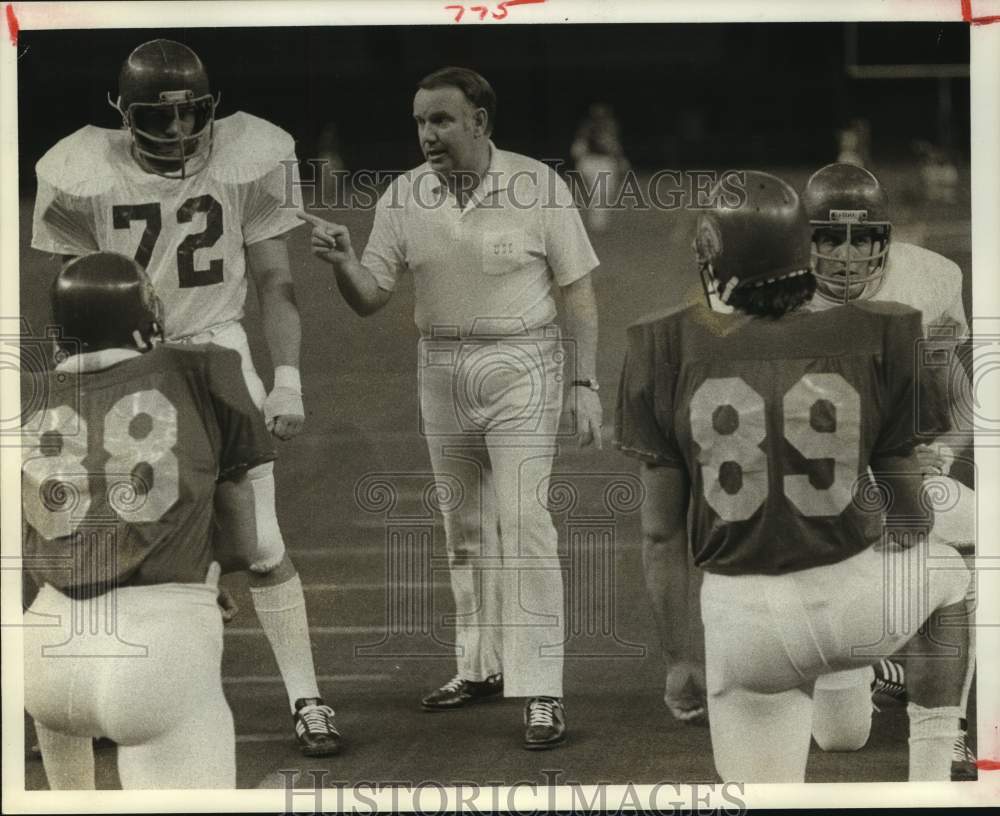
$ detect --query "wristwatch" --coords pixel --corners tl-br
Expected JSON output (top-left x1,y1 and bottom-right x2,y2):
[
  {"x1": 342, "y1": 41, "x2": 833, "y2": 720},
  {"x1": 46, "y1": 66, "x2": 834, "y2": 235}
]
[{"x1": 571, "y1": 378, "x2": 600, "y2": 392}]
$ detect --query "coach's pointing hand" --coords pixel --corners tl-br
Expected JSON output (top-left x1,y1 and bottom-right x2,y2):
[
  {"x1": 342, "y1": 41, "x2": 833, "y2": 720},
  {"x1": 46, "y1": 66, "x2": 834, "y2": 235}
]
[
  {"x1": 298, "y1": 210, "x2": 392, "y2": 317},
  {"x1": 299, "y1": 210, "x2": 357, "y2": 268}
]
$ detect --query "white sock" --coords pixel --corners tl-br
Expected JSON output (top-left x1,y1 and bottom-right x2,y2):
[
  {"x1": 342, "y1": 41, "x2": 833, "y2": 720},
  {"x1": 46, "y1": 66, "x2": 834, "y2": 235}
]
[
  {"x1": 249, "y1": 574, "x2": 321, "y2": 711},
  {"x1": 960, "y1": 580, "x2": 976, "y2": 715},
  {"x1": 907, "y1": 703, "x2": 962, "y2": 780},
  {"x1": 34, "y1": 722, "x2": 96, "y2": 790}
]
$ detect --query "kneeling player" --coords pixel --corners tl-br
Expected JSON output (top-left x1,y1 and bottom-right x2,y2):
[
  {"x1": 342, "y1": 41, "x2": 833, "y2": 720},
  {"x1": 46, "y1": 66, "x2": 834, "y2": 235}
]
[
  {"x1": 615, "y1": 172, "x2": 971, "y2": 782},
  {"x1": 802, "y1": 163, "x2": 976, "y2": 776},
  {"x1": 22, "y1": 253, "x2": 270, "y2": 789}
]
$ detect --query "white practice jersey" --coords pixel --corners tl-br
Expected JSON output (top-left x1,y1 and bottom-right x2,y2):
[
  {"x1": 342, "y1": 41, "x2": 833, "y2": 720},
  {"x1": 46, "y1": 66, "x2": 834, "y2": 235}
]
[
  {"x1": 32, "y1": 112, "x2": 303, "y2": 339},
  {"x1": 811, "y1": 241, "x2": 968, "y2": 340}
]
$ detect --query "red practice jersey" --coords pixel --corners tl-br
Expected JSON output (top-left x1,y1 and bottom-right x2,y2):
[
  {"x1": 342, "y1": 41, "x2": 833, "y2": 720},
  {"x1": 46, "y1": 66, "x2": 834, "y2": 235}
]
[
  {"x1": 616, "y1": 300, "x2": 925, "y2": 575},
  {"x1": 21, "y1": 344, "x2": 274, "y2": 593}
]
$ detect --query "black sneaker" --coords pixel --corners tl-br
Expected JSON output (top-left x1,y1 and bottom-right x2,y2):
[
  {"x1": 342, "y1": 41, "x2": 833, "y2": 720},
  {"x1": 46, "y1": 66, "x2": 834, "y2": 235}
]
[
  {"x1": 871, "y1": 658, "x2": 907, "y2": 707},
  {"x1": 951, "y1": 721, "x2": 977, "y2": 781},
  {"x1": 421, "y1": 673, "x2": 504, "y2": 710},
  {"x1": 523, "y1": 696, "x2": 566, "y2": 750},
  {"x1": 293, "y1": 697, "x2": 342, "y2": 757}
]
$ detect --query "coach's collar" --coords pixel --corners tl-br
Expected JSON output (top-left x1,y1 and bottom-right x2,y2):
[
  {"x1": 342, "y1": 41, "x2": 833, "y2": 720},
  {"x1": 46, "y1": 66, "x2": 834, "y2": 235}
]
[
  {"x1": 427, "y1": 141, "x2": 513, "y2": 201},
  {"x1": 55, "y1": 348, "x2": 142, "y2": 373}
]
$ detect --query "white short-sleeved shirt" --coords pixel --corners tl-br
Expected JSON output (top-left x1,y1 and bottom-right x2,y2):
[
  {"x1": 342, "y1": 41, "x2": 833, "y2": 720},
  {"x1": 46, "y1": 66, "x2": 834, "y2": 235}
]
[
  {"x1": 32, "y1": 112, "x2": 303, "y2": 339},
  {"x1": 811, "y1": 241, "x2": 968, "y2": 340},
  {"x1": 361, "y1": 144, "x2": 599, "y2": 337}
]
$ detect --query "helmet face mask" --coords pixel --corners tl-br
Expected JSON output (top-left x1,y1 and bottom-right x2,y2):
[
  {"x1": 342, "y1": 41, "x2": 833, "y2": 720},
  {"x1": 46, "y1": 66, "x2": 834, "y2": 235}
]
[
  {"x1": 810, "y1": 219, "x2": 891, "y2": 303},
  {"x1": 802, "y1": 163, "x2": 892, "y2": 304},
  {"x1": 124, "y1": 93, "x2": 218, "y2": 178},
  {"x1": 111, "y1": 39, "x2": 219, "y2": 179}
]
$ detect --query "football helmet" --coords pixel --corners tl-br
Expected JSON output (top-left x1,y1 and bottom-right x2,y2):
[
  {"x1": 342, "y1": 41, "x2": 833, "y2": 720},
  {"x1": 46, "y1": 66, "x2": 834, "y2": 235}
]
[
  {"x1": 110, "y1": 39, "x2": 219, "y2": 179},
  {"x1": 696, "y1": 171, "x2": 812, "y2": 310},
  {"x1": 802, "y1": 163, "x2": 891, "y2": 303},
  {"x1": 51, "y1": 252, "x2": 164, "y2": 354}
]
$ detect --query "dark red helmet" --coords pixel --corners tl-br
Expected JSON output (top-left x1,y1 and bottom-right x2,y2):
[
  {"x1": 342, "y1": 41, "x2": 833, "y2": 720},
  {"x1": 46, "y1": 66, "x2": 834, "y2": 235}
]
[
  {"x1": 696, "y1": 171, "x2": 813, "y2": 309},
  {"x1": 110, "y1": 39, "x2": 219, "y2": 178},
  {"x1": 802, "y1": 163, "x2": 891, "y2": 302},
  {"x1": 51, "y1": 253, "x2": 164, "y2": 354}
]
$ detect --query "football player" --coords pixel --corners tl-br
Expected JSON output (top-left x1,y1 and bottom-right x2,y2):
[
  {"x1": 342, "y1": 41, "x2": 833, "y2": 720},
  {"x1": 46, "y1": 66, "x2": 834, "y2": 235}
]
[
  {"x1": 645, "y1": 164, "x2": 979, "y2": 780},
  {"x1": 615, "y1": 171, "x2": 971, "y2": 781},
  {"x1": 22, "y1": 252, "x2": 269, "y2": 788},
  {"x1": 29, "y1": 39, "x2": 340, "y2": 756},
  {"x1": 802, "y1": 163, "x2": 977, "y2": 778}
]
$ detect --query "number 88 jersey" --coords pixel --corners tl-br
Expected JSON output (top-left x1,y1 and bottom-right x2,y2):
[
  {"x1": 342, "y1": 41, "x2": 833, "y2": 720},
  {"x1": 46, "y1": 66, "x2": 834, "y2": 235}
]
[
  {"x1": 21, "y1": 345, "x2": 275, "y2": 592},
  {"x1": 31, "y1": 112, "x2": 303, "y2": 340},
  {"x1": 615, "y1": 299, "x2": 926, "y2": 575}
]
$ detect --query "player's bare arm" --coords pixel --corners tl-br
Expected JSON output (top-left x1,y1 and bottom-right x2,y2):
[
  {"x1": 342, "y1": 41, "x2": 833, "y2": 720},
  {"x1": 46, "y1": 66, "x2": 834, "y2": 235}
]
[
  {"x1": 247, "y1": 236, "x2": 305, "y2": 441},
  {"x1": 298, "y1": 210, "x2": 392, "y2": 316},
  {"x1": 561, "y1": 273, "x2": 603, "y2": 448},
  {"x1": 870, "y1": 451, "x2": 935, "y2": 547},
  {"x1": 639, "y1": 462, "x2": 706, "y2": 722}
]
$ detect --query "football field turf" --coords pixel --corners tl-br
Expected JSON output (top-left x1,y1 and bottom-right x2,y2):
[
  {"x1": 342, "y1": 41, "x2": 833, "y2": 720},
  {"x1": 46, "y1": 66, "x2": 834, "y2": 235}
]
[{"x1": 18, "y1": 165, "x2": 975, "y2": 788}]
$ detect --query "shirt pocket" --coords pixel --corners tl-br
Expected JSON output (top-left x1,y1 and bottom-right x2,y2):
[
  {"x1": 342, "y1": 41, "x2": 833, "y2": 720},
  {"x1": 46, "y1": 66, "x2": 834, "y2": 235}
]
[{"x1": 481, "y1": 230, "x2": 526, "y2": 276}]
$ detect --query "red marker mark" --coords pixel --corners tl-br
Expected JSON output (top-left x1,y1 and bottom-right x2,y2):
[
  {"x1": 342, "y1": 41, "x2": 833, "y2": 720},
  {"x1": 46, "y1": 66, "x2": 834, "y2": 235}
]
[
  {"x1": 977, "y1": 758, "x2": 1000, "y2": 771},
  {"x1": 446, "y1": 0, "x2": 545, "y2": 23},
  {"x1": 962, "y1": 0, "x2": 1000, "y2": 25},
  {"x1": 5, "y1": 2, "x2": 19, "y2": 46}
]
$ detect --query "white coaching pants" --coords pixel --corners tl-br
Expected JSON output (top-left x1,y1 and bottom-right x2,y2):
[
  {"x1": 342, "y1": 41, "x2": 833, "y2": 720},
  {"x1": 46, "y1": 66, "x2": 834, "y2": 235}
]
[
  {"x1": 418, "y1": 330, "x2": 565, "y2": 698},
  {"x1": 701, "y1": 541, "x2": 970, "y2": 782},
  {"x1": 23, "y1": 581, "x2": 234, "y2": 788}
]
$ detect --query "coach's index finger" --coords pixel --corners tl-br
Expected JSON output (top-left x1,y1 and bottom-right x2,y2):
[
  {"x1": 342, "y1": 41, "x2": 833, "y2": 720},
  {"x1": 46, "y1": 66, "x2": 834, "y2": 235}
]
[{"x1": 296, "y1": 210, "x2": 331, "y2": 229}]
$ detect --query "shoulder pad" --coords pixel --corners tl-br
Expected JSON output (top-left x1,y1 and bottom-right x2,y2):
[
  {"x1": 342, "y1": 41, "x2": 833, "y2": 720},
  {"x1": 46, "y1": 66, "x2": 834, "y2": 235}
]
[
  {"x1": 35, "y1": 126, "x2": 127, "y2": 197},
  {"x1": 208, "y1": 112, "x2": 297, "y2": 184},
  {"x1": 891, "y1": 241, "x2": 962, "y2": 282}
]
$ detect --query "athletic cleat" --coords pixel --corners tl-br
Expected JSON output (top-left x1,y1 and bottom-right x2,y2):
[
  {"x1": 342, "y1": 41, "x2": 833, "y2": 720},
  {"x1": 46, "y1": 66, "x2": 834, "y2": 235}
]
[
  {"x1": 293, "y1": 697, "x2": 342, "y2": 757},
  {"x1": 951, "y1": 722, "x2": 977, "y2": 781},
  {"x1": 523, "y1": 696, "x2": 566, "y2": 750},
  {"x1": 871, "y1": 658, "x2": 907, "y2": 707},
  {"x1": 421, "y1": 673, "x2": 504, "y2": 711}
]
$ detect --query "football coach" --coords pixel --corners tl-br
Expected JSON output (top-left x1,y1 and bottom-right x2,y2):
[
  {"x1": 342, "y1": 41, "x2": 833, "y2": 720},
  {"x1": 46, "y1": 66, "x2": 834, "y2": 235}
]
[{"x1": 301, "y1": 66, "x2": 602, "y2": 750}]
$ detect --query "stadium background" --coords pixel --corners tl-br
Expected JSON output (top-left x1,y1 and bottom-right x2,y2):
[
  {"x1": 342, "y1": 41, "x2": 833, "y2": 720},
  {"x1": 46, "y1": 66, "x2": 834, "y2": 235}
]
[{"x1": 17, "y1": 23, "x2": 973, "y2": 787}]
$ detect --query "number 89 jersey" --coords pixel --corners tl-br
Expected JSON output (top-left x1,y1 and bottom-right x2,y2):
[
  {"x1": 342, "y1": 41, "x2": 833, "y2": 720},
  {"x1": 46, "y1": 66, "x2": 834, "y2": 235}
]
[
  {"x1": 31, "y1": 113, "x2": 303, "y2": 339},
  {"x1": 21, "y1": 345, "x2": 275, "y2": 593},
  {"x1": 615, "y1": 300, "x2": 926, "y2": 575}
]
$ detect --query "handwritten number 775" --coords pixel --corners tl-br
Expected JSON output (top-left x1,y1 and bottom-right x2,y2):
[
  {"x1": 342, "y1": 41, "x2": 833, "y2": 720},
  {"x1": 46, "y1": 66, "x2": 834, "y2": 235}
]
[{"x1": 446, "y1": 0, "x2": 544, "y2": 22}]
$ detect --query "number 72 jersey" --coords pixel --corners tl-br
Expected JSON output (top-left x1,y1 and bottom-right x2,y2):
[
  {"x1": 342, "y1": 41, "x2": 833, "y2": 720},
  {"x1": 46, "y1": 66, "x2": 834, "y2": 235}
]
[
  {"x1": 615, "y1": 300, "x2": 927, "y2": 575},
  {"x1": 31, "y1": 112, "x2": 303, "y2": 340}
]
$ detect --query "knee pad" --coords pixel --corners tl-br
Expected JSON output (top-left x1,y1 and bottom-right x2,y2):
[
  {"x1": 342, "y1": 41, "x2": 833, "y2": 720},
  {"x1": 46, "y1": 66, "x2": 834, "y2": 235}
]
[
  {"x1": 812, "y1": 667, "x2": 874, "y2": 752},
  {"x1": 247, "y1": 462, "x2": 286, "y2": 573}
]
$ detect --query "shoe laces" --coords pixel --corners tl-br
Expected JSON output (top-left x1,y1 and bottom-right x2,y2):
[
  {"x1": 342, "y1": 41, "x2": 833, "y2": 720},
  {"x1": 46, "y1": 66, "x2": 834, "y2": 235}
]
[
  {"x1": 298, "y1": 703, "x2": 337, "y2": 734},
  {"x1": 871, "y1": 659, "x2": 906, "y2": 699},
  {"x1": 953, "y1": 732, "x2": 975, "y2": 763},
  {"x1": 527, "y1": 698, "x2": 557, "y2": 728},
  {"x1": 440, "y1": 675, "x2": 466, "y2": 693}
]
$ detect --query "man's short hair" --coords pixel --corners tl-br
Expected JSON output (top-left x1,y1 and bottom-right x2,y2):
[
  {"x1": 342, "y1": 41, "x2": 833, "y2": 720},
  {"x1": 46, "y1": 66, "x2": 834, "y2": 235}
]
[{"x1": 417, "y1": 67, "x2": 496, "y2": 135}]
